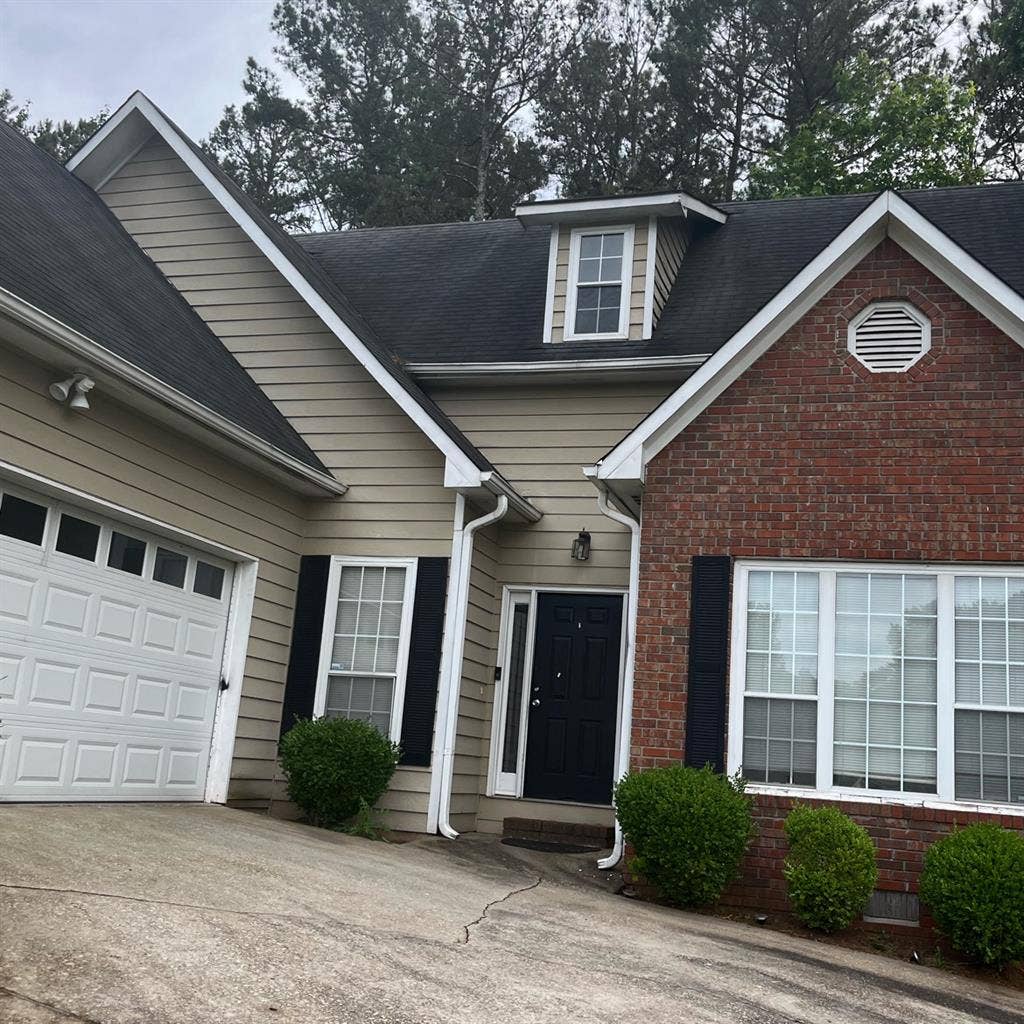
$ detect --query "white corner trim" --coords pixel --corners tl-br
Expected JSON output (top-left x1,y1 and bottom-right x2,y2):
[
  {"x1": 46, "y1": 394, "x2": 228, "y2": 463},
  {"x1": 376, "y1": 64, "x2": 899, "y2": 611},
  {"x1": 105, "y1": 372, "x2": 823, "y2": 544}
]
[
  {"x1": 71, "y1": 93, "x2": 489, "y2": 489},
  {"x1": 563, "y1": 223, "x2": 636, "y2": 342},
  {"x1": 642, "y1": 215, "x2": 658, "y2": 340},
  {"x1": 542, "y1": 225, "x2": 559, "y2": 344},
  {"x1": 0, "y1": 285, "x2": 346, "y2": 498},
  {"x1": 206, "y1": 558, "x2": 258, "y2": 802}
]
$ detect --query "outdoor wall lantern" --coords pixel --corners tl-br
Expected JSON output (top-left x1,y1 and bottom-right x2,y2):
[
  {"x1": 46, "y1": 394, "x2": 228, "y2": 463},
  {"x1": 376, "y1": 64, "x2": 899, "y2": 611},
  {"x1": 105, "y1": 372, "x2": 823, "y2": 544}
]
[{"x1": 571, "y1": 529, "x2": 592, "y2": 561}]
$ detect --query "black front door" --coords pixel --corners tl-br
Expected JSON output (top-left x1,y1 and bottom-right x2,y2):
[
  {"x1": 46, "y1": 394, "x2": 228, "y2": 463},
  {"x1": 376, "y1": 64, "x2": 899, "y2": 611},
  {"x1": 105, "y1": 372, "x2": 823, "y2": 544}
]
[{"x1": 523, "y1": 592, "x2": 623, "y2": 804}]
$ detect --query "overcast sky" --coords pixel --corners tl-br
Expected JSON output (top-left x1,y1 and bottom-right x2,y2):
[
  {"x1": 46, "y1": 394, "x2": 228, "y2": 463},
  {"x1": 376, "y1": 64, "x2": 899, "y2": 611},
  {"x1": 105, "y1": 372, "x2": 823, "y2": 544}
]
[{"x1": 0, "y1": 0, "x2": 299, "y2": 138}]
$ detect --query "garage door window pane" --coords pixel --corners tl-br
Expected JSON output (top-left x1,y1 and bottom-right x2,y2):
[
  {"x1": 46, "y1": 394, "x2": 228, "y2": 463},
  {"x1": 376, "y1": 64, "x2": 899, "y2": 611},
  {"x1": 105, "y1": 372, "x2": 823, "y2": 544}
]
[
  {"x1": 194, "y1": 560, "x2": 225, "y2": 599},
  {"x1": 56, "y1": 514, "x2": 101, "y2": 561},
  {"x1": 108, "y1": 531, "x2": 146, "y2": 575},
  {"x1": 153, "y1": 547, "x2": 187, "y2": 588},
  {"x1": 0, "y1": 493, "x2": 48, "y2": 545}
]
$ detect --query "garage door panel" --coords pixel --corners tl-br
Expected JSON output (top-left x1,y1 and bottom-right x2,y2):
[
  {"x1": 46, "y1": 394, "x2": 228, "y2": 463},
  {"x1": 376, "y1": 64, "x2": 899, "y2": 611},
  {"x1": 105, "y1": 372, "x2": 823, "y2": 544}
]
[
  {"x1": 0, "y1": 484, "x2": 232, "y2": 802},
  {"x1": 0, "y1": 723, "x2": 210, "y2": 800},
  {"x1": 2, "y1": 644, "x2": 219, "y2": 733}
]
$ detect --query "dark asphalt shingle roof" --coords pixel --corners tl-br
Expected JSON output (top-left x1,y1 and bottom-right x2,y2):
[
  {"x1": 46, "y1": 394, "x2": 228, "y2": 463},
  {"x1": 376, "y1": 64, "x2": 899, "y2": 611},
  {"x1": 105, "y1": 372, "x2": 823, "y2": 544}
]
[
  {"x1": 296, "y1": 183, "x2": 1024, "y2": 366},
  {"x1": 149, "y1": 101, "x2": 495, "y2": 473},
  {"x1": 0, "y1": 119, "x2": 327, "y2": 475}
]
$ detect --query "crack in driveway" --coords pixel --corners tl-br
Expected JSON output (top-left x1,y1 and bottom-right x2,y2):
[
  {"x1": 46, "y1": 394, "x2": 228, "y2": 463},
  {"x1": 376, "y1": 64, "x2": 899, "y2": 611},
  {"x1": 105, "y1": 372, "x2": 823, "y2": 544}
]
[
  {"x1": 460, "y1": 877, "x2": 542, "y2": 944},
  {"x1": 1, "y1": 985, "x2": 107, "y2": 1024}
]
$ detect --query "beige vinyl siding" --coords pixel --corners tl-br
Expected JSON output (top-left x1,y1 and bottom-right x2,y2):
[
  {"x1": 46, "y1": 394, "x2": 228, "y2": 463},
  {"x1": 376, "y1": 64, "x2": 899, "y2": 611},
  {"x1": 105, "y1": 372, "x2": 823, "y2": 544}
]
[
  {"x1": 550, "y1": 221, "x2": 649, "y2": 343},
  {"x1": 653, "y1": 216, "x2": 688, "y2": 326},
  {"x1": 435, "y1": 380, "x2": 677, "y2": 829},
  {"x1": 0, "y1": 337, "x2": 307, "y2": 809},
  {"x1": 99, "y1": 136, "x2": 460, "y2": 830},
  {"x1": 434, "y1": 380, "x2": 675, "y2": 591}
]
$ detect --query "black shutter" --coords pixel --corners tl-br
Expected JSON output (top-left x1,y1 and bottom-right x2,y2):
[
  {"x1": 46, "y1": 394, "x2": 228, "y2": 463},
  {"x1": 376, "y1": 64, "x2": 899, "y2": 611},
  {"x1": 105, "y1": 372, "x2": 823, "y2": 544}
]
[
  {"x1": 399, "y1": 557, "x2": 449, "y2": 766},
  {"x1": 684, "y1": 555, "x2": 732, "y2": 771},
  {"x1": 279, "y1": 555, "x2": 331, "y2": 740}
]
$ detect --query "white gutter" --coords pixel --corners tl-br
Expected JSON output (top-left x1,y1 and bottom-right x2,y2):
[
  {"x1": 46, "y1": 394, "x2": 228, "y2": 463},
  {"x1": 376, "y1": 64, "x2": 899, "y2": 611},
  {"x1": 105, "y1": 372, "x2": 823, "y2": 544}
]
[
  {"x1": 406, "y1": 353, "x2": 710, "y2": 382},
  {"x1": 428, "y1": 493, "x2": 510, "y2": 837},
  {"x1": 594, "y1": 486, "x2": 642, "y2": 870}
]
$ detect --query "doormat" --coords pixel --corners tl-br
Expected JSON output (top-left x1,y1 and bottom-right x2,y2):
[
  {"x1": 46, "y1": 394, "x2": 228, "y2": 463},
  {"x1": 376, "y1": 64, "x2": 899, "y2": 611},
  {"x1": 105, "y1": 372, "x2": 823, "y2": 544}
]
[{"x1": 501, "y1": 837, "x2": 602, "y2": 854}]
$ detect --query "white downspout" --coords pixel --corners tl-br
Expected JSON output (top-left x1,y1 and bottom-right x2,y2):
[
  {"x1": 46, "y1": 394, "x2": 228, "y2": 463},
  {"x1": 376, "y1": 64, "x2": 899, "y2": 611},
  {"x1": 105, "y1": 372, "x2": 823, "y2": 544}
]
[
  {"x1": 429, "y1": 494, "x2": 510, "y2": 838},
  {"x1": 596, "y1": 487, "x2": 641, "y2": 870}
]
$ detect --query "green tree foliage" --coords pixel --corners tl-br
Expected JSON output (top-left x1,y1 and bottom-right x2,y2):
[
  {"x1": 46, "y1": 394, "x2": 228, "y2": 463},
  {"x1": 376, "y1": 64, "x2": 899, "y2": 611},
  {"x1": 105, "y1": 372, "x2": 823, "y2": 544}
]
[
  {"x1": 539, "y1": 0, "x2": 722, "y2": 196},
  {"x1": 960, "y1": 0, "x2": 1024, "y2": 179},
  {"x1": 204, "y1": 59, "x2": 316, "y2": 229},
  {"x1": 1, "y1": 89, "x2": 107, "y2": 163},
  {"x1": 749, "y1": 54, "x2": 984, "y2": 196}
]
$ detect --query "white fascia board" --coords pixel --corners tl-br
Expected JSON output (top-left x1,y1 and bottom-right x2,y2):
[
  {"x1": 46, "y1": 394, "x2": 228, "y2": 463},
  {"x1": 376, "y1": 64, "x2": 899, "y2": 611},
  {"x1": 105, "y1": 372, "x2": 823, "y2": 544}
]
[
  {"x1": 887, "y1": 194, "x2": 1024, "y2": 349},
  {"x1": 598, "y1": 190, "x2": 1024, "y2": 485},
  {"x1": 596, "y1": 192, "x2": 893, "y2": 484},
  {"x1": 0, "y1": 286, "x2": 347, "y2": 497},
  {"x1": 70, "y1": 93, "x2": 490, "y2": 489},
  {"x1": 516, "y1": 192, "x2": 727, "y2": 225}
]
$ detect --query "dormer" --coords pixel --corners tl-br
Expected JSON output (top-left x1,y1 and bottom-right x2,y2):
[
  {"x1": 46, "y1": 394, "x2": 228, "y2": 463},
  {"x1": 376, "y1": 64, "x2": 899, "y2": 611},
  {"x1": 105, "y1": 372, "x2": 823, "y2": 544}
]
[{"x1": 516, "y1": 192, "x2": 727, "y2": 344}]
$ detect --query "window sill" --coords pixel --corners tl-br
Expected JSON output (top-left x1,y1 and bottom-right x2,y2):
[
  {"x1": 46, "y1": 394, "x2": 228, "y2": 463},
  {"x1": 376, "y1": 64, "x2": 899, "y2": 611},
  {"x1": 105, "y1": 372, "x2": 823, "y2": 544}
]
[
  {"x1": 743, "y1": 783, "x2": 1024, "y2": 819},
  {"x1": 562, "y1": 332, "x2": 630, "y2": 343}
]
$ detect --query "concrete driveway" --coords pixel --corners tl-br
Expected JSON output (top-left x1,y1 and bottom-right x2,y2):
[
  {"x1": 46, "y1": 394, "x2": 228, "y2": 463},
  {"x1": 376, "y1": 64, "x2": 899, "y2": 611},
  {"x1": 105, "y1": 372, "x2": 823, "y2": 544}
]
[{"x1": 1, "y1": 805, "x2": 1021, "y2": 1024}]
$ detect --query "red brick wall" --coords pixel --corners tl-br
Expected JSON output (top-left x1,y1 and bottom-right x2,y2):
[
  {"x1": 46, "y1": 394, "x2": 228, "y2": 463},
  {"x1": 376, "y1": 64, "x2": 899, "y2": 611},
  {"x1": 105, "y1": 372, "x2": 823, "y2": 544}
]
[
  {"x1": 728, "y1": 794, "x2": 1024, "y2": 917},
  {"x1": 632, "y1": 238, "x2": 1024, "y2": 903}
]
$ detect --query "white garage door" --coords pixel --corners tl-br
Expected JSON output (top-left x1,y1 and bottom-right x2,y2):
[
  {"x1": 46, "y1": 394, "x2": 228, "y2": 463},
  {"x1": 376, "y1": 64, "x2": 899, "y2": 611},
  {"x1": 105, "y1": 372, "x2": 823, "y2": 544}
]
[{"x1": 0, "y1": 484, "x2": 234, "y2": 801}]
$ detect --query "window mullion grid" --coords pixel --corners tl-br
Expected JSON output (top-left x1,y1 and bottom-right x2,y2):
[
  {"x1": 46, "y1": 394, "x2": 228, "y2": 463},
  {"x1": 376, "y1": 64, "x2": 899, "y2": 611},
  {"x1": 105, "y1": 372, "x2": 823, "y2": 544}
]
[
  {"x1": 816, "y1": 570, "x2": 836, "y2": 794},
  {"x1": 936, "y1": 573, "x2": 956, "y2": 801}
]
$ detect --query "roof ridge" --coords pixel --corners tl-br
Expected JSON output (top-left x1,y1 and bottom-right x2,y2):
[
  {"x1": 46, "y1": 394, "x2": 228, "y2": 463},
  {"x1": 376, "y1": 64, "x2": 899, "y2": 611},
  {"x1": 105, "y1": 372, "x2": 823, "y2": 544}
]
[{"x1": 295, "y1": 217, "x2": 522, "y2": 240}]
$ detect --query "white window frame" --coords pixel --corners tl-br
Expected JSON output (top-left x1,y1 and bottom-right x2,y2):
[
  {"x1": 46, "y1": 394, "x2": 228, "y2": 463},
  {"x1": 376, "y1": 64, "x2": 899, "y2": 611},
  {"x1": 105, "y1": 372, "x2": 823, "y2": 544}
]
[
  {"x1": 564, "y1": 224, "x2": 635, "y2": 341},
  {"x1": 313, "y1": 556, "x2": 418, "y2": 744},
  {"x1": 486, "y1": 585, "x2": 628, "y2": 801},
  {"x1": 727, "y1": 559, "x2": 1024, "y2": 816}
]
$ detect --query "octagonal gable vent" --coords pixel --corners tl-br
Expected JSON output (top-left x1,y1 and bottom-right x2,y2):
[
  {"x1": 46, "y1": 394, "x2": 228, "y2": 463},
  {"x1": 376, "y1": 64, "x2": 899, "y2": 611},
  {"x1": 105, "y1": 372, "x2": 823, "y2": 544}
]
[{"x1": 848, "y1": 302, "x2": 931, "y2": 372}]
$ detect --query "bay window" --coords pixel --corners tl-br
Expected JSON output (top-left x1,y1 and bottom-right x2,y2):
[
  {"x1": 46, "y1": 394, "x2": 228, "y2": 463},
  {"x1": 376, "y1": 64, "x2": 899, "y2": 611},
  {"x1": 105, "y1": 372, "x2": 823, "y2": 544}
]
[
  {"x1": 314, "y1": 557, "x2": 417, "y2": 742},
  {"x1": 729, "y1": 562, "x2": 1024, "y2": 809}
]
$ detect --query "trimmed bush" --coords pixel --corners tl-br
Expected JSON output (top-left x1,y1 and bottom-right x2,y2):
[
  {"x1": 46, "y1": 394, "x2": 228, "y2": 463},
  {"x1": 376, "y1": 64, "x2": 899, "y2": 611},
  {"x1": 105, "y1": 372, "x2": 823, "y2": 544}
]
[
  {"x1": 782, "y1": 806, "x2": 877, "y2": 932},
  {"x1": 920, "y1": 823, "x2": 1024, "y2": 967},
  {"x1": 279, "y1": 716, "x2": 399, "y2": 829},
  {"x1": 614, "y1": 765, "x2": 754, "y2": 907}
]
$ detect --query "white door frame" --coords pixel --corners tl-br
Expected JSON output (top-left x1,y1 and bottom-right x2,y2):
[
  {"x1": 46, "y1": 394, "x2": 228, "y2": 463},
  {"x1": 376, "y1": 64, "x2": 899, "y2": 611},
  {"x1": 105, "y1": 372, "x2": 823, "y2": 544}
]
[
  {"x1": 486, "y1": 584, "x2": 628, "y2": 800},
  {"x1": 0, "y1": 459, "x2": 257, "y2": 803}
]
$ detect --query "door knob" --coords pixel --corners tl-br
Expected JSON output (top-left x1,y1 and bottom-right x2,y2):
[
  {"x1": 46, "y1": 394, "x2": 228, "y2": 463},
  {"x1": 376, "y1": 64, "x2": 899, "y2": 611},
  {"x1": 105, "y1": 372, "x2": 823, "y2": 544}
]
[{"x1": 531, "y1": 698, "x2": 541, "y2": 707}]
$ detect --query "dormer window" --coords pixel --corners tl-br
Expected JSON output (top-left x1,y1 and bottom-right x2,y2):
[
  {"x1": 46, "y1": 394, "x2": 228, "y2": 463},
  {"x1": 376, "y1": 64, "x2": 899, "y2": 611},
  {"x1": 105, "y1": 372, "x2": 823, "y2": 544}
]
[{"x1": 565, "y1": 226, "x2": 634, "y2": 340}]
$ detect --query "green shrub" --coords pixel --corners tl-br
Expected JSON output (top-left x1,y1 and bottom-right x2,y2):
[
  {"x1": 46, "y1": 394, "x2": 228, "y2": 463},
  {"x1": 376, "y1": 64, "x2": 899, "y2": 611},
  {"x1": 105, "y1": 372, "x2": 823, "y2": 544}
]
[
  {"x1": 919, "y1": 824, "x2": 1024, "y2": 967},
  {"x1": 614, "y1": 765, "x2": 754, "y2": 907},
  {"x1": 783, "y1": 806, "x2": 877, "y2": 932},
  {"x1": 279, "y1": 716, "x2": 399, "y2": 829}
]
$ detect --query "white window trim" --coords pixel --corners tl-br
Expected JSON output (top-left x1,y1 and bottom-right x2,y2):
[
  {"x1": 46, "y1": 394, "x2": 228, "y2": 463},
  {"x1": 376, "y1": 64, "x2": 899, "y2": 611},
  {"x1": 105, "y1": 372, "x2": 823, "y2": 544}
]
[
  {"x1": 486, "y1": 585, "x2": 628, "y2": 800},
  {"x1": 564, "y1": 224, "x2": 635, "y2": 342},
  {"x1": 313, "y1": 556, "x2": 419, "y2": 744},
  {"x1": 847, "y1": 300, "x2": 931, "y2": 372},
  {"x1": 727, "y1": 558, "x2": 1024, "y2": 817}
]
